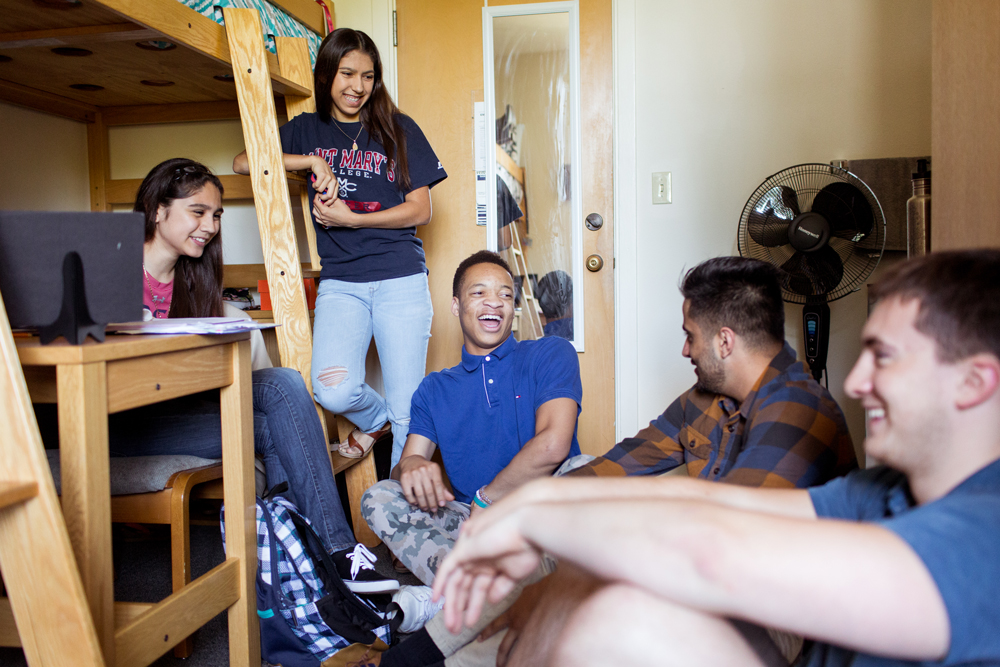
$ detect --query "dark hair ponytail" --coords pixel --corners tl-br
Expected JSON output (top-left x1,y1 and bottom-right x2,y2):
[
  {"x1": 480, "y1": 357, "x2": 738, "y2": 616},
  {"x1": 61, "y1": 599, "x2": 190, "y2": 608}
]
[
  {"x1": 134, "y1": 158, "x2": 225, "y2": 318},
  {"x1": 314, "y1": 28, "x2": 411, "y2": 191}
]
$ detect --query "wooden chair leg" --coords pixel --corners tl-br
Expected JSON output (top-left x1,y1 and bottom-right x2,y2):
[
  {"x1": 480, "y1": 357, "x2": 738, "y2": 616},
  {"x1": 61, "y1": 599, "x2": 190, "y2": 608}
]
[
  {"x1": 167, "y1": 466, "x2": 222, "y2": 658},
  {"x1": 345, "y1": 456, "x2": 379, "y2": 547},
  {"x1": 169, "y1": 476, "x2": 195, "y2": 658}
]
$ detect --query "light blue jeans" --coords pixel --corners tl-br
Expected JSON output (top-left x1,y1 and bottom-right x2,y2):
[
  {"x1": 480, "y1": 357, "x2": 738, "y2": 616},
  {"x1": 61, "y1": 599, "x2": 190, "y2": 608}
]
[{"x1": 311, "y1": 272, "x2": 433, "y2": 469}]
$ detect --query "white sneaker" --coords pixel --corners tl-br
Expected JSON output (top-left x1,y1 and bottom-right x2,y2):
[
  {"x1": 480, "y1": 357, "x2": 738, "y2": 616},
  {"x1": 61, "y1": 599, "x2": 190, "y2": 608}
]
[{"x1": 392, "y1": 585, "x2": 445, "y2": 633}]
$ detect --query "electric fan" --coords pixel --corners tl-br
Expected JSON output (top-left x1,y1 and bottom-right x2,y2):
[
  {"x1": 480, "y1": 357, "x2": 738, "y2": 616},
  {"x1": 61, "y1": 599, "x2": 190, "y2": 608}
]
[{"x1": 737, "y1": 163, "x2": 886, "y2": 383}]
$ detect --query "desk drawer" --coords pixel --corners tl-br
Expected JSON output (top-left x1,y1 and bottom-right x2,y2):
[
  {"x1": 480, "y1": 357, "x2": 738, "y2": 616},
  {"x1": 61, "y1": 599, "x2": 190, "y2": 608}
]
[{"x1": 107, "y1": 346, "x2": 232, "y2": 413}]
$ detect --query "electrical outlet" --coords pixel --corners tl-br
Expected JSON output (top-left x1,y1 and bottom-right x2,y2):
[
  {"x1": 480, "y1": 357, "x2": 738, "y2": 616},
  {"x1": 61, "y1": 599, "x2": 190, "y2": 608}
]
[{"x1": 652, "y1": 172, "x2": 671, "y2": 204}]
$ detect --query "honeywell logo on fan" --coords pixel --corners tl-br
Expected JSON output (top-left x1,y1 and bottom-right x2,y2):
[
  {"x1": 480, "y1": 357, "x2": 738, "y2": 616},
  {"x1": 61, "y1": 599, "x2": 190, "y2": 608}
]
[{"x1": 797, "y1": 228, "x2": 821, "y2": 239}]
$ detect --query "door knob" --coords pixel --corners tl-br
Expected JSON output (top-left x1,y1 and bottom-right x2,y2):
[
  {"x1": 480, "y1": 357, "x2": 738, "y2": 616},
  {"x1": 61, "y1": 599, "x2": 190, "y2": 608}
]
[
  {"x1": 585, "y1": 213, "x2": 603, "y2": 231},
  {"x1": 586, "y1": 254, "x2": 604, "y2": 272}
]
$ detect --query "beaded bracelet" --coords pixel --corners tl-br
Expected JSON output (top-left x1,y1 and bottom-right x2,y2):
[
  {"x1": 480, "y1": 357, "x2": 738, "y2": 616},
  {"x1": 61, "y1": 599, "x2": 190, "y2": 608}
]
[{"x1": 474, "y1": 485, "x2": 493, "y2": 508}]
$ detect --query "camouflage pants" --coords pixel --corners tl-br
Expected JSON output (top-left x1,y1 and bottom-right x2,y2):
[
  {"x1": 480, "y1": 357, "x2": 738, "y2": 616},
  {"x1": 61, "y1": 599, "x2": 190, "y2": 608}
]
[
  {"x1": 361, "y1": 456, "x2": 593, "y2": 588},
  {"x1": 361, "y1": 479, "x2": 471, "y2": 586}
]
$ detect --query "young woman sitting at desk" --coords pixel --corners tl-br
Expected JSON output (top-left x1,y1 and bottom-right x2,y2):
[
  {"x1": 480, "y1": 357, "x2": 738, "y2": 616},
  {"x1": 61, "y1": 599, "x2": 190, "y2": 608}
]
[{"x1": 118, "y1": 157, "x2": 395, "y2": 592}]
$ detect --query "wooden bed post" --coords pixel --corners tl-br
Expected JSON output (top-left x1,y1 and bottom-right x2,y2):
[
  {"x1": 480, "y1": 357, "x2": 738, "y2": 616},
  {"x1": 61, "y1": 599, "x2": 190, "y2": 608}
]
[
  {"x1": 275, "y1": 36, "x2": 356, "y2": 452},
  {"x1": 87, "y1": 111, "x2": 110, "y2": 212},
  {"x1": 225, "y1": 11, "x2": 379, "y2": 546}
]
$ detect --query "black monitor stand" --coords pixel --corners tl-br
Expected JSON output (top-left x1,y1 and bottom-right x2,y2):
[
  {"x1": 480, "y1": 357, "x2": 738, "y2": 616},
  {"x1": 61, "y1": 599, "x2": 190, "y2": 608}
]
[
  {"x1": 0, "y1": 210, "x2": 144, "y2": 344},
  {"x1": 39, "y1": 252, "x2": 106, "y2": 345}
]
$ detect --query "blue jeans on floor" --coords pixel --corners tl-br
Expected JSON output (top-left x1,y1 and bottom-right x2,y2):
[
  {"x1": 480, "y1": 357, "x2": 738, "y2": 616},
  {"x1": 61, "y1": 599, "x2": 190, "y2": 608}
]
[
  {"x1": 310, "y1": 272, "x2": 433, "y2": 469},
  {"x1": 108, "y1": 367, "x2": 355, "y2": 553}
]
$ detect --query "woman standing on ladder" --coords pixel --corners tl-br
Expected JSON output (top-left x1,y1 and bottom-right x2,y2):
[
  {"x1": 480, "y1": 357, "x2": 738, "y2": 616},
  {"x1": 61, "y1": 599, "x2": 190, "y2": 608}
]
[{"x1": 235, "y1": 28, "x2": 447, "y2": 469}]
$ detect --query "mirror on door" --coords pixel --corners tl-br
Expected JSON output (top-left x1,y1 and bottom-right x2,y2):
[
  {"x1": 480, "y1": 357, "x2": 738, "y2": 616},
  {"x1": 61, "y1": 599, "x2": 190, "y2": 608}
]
[{"x1": 483, "y1": 2, "x2": 583, "y2": 349}]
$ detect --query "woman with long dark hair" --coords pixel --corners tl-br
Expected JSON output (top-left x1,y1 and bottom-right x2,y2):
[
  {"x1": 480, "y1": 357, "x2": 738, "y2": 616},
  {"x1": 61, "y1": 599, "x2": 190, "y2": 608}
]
[
  {"x1": 122, "y1": 158, "x2": 395, "y2": 589},
  {"x1": 235, "y1": 28, "x2": 447, "y2": 469},
  {"x1": 137, "y1": 158, "x2": 225, "y2": 320}
]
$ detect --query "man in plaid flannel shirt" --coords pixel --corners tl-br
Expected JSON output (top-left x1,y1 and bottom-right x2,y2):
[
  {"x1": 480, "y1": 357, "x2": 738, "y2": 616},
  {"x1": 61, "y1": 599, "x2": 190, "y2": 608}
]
[{"x1": 569, "y1": 255, "x2": 856, "y2": 487}]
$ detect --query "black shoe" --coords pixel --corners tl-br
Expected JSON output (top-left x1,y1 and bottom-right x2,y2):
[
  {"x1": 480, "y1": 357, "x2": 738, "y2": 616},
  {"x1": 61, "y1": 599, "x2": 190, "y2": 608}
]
[{"x1": 332, "y1": 543, "x2": 400, "y2": 594}]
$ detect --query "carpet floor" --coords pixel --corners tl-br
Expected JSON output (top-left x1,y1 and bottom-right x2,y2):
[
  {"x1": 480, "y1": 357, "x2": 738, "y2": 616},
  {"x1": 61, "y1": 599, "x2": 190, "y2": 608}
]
[{"x1": 1, "y1": 511, "x2": 420, "y2": 667}]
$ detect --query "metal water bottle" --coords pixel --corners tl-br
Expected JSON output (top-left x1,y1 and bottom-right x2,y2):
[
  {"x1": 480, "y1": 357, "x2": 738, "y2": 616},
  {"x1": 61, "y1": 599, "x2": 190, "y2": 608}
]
[{"x1": 907, "y1": 159, "x2": 931, "y2": 257}]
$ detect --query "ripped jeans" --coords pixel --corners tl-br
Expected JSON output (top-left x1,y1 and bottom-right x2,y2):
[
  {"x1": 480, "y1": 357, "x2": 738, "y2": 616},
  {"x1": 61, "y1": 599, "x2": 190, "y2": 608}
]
[{"x1": 311, "y1": 272, "x2": 433, "y2": 469}]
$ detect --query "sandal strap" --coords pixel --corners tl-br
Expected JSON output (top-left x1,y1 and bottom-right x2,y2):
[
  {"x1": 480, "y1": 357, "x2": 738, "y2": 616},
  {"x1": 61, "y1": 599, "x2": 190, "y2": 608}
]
[
  {"x1": 341, "y1": 438, "x2": 366, "y2": 456},
  {"x1": 339, "y1": 423, "x2": 390, "y2": 458}
]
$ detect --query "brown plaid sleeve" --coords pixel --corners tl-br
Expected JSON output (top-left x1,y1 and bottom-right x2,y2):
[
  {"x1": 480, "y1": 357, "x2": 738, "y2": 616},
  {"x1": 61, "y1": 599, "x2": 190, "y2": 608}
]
[{"x1": 567, "y1": 395, "x2": 689, "y2": 477}]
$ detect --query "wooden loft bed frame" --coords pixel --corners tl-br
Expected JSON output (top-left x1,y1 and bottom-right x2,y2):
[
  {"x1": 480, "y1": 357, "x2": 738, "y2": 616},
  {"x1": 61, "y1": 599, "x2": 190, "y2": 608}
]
[{"x1": 0, "y1": 0, "x2": 380, "y2": 545}]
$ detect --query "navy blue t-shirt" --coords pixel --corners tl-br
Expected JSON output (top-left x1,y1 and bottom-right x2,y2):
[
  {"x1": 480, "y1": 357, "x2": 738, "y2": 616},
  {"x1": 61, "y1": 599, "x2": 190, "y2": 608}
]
[
  {"x1": 279, "y1": 113, "x2": 447, "y2": 282},
  {"x1": 803, "y1": 460, "x2": 1000, "y2": 666},
  {"x1": 408, "y1": 334, "x2": 582, "y2": 503}
]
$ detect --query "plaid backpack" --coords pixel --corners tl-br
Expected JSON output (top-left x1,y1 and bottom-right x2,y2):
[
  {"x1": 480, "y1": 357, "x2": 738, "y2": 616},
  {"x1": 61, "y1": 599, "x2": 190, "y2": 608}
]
[{"x1": 225, "y1": 490, "x2": 397, "y2": 667}]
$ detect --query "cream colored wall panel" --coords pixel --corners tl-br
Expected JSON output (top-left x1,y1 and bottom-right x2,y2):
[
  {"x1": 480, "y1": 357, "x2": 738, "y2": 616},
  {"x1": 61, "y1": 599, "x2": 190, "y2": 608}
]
[{"x1": 0, "y1": 102, "x2": 90, "y2": 211}]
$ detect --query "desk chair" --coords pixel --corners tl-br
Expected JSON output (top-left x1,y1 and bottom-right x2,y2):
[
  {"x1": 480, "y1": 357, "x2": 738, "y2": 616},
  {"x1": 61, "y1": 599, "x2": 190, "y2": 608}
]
[{"x1": 0, "y1": 292, "x2": 106, "y2": 667}]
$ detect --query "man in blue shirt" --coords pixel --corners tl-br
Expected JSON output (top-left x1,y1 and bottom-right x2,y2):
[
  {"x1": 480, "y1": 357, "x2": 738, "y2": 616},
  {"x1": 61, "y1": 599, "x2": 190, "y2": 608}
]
[
  {"x1": 434, "y1": 250, "x2": 1000, "y2": 667},
  {"x1": 359, "y1": 251, "x2": 581, "y2": 641}
]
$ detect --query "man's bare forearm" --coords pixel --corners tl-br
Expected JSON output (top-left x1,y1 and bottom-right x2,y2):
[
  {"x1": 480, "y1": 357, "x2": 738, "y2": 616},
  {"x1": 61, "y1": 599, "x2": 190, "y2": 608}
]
[
  {"x1": 512, "y1": 475, "x2": 817, "y2": 519},
  {"x1": 508, "y1": 497, "x2": 948, "y2": 661}
]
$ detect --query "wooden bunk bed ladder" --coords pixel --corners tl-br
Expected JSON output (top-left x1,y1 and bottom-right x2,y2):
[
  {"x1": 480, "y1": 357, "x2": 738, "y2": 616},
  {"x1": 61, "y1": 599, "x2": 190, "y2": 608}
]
[
  {"x1": 0, "y1": 291, "x2": 107, "y2": 667},
  {"x1": 224, "y1": 8, "x2": 380, "y2": 547}
]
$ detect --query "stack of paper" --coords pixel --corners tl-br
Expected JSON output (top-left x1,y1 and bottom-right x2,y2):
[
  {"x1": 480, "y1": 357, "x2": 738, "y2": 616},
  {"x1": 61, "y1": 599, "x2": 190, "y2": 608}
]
[{"x1": 108, "y1": 317, "x2": 279, "y2": 335}]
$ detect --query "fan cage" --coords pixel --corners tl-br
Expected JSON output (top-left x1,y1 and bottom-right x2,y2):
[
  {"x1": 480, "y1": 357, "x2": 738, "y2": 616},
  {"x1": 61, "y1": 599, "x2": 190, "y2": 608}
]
[{"x1": 737, "y1": 163, "x2": 886, "y2": 305}]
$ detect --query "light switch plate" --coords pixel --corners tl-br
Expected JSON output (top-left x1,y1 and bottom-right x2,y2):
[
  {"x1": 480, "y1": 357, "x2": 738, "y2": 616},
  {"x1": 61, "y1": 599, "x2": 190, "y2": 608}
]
[{"x1": 652, "y1": 172, "x2": 671, "y2": 204}]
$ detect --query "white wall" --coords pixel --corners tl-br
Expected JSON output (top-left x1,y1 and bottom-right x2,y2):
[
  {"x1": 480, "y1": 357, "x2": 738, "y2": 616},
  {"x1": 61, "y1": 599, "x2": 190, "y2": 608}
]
[{"x1": 616, "y1": 0, "x2": 931, "y2": 457}]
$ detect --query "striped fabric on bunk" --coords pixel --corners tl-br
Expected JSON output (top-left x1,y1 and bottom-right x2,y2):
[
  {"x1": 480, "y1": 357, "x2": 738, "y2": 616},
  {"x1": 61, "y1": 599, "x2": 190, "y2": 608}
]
[{"x1": 182, "y1": 0, "x2": 322, "y2": 64}]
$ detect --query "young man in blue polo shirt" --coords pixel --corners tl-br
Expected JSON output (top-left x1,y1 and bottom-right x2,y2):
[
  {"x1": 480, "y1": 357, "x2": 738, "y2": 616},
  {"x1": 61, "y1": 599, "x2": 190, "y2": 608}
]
[
  {"x1": 360, "y1": 251, "x2": 582, "y2": 639},
  {"x1": 435, "y1": 249, "x2": 1000, "y2": 667}
]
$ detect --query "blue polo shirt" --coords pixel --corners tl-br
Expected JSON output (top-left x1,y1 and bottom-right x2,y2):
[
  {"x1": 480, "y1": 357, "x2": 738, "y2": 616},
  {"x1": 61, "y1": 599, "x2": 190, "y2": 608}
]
[
  {"x1": 802, "y1": 458, "x2": 1000, "y2": 666},
  {"x1": 408, "y1": 334, "x2": 582, "y2": 503}
]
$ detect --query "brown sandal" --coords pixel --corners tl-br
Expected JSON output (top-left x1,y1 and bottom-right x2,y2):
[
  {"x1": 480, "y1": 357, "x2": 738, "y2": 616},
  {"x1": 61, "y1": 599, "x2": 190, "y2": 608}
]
[{"x1": 338, "y1": 422, "x2": 391, "y2": 459}]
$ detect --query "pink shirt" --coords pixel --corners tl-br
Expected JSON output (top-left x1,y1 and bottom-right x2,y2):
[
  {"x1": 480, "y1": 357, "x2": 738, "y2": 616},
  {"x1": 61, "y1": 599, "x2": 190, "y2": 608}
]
[{"x1": 143, "y1": 272, "x2": 172, "y2": 320}]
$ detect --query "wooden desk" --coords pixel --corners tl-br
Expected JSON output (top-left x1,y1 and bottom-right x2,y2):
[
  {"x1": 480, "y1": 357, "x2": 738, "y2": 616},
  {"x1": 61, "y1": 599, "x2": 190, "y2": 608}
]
[{"x1": 15, "y1": 333, "x2": 259, "y2": 667}]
